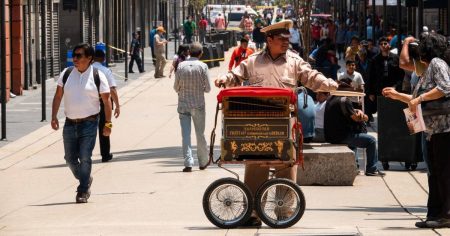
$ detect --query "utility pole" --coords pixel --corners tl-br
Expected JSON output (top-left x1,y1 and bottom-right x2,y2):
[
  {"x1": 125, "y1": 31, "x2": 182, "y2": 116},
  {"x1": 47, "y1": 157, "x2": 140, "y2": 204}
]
[
  {"x1": 40, "y1": 0, "x2": 47, "y2": 122},
  {"x1": 418, "y1": 0, "x2": 423, "y2": 35},
  {"x1": 1, "y1": 0, "x2": 7, "y2": 140},
  {"x1": 174, "y1": 0, "x2": 177, "y2": 54},
  {"x1": 124, "y1": 0, "x2": 128, "y2": 80},
  {"x1": 140, "y1": 0, "x2": 145, "y2": 71},
  {"x1": 372, "y1": 0, "x2": 375, "y2": 41},
  {"x1": 397, "y1": 0, "x2": 402, "y2": 50},
  {"x1": 105, "y1": 0, "x2": 110, "y2": 67}
]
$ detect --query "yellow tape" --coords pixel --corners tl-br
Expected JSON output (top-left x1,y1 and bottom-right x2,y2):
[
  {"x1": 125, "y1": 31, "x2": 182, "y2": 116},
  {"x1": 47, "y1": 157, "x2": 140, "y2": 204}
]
[
  {"x1": 201, "y1": 58, "x2": 225, "y2": 62},
  {"x1": 108, "y1": 45, "x2": 127, "y2": 53}
]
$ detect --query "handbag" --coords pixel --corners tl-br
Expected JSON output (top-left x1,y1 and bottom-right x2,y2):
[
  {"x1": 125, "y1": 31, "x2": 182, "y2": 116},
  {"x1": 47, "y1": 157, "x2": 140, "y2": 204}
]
[{"x1": 421, "y1": 97, "x2": 450, "y2": 116}]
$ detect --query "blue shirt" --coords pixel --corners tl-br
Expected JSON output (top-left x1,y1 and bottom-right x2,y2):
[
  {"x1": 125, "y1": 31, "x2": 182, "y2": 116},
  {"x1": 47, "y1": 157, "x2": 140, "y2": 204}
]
[{"x1": 150, "y1": 29, "x2": 156, "y2": 47}]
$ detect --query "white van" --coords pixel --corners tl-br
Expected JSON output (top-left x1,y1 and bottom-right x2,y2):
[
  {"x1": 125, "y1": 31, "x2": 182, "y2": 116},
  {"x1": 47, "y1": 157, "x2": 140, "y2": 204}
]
[{"x1": 204, "y1": 4, "x2": 258, "y2": 28}]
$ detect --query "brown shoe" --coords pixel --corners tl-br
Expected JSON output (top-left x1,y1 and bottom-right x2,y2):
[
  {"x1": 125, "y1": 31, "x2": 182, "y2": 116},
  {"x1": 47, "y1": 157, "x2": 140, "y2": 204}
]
[
  {"x1": 241, "y1": 216, "x2": 262, "y2": 227},
  {"x1": 182, "y1": 167, "x2": 192, "y2": 172},
  {"x1": 199, "y1": 162, "x2": 210, "y2": 170}
]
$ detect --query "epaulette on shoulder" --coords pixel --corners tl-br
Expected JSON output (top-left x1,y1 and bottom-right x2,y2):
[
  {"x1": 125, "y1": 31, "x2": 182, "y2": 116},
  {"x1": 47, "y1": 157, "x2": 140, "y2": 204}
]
[{"x1": 286, "y1": 49, "x2": 301, "y2": 59}]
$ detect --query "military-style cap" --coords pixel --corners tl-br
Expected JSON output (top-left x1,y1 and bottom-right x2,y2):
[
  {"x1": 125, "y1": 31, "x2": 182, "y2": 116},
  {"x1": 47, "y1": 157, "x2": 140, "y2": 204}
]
[{"x1": 261, "y1": 20, "x2": 293, "y2": 38}]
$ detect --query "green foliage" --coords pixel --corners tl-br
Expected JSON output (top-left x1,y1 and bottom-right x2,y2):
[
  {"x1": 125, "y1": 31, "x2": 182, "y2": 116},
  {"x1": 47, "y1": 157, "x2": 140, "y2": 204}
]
[{"x1": 189, "y1": 0, "x2": 207, "y2": 12}]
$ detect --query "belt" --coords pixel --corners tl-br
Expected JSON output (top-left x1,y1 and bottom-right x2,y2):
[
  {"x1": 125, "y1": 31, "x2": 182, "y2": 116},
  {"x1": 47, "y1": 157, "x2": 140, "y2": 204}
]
[{"x1": 66, "y1": 114, "x2": 98, "y2": 123}]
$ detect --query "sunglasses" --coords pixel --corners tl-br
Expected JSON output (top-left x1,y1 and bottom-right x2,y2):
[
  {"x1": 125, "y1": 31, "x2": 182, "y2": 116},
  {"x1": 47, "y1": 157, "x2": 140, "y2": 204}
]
[{"x1": 73, "y1": 53, "x2": 85, "y2": 59}]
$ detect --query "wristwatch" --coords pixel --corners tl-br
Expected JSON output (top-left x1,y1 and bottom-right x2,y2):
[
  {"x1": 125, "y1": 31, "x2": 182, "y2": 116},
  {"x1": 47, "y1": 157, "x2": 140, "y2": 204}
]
[{"x1": 104, "y1": 122, "x2": 113, "y2": 129}]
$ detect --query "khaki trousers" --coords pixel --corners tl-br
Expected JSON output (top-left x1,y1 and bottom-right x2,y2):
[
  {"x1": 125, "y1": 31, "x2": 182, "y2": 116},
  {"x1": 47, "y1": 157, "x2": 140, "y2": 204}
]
[{"x1": 154, "y1": 52, "x2": 166, "y2": 77}]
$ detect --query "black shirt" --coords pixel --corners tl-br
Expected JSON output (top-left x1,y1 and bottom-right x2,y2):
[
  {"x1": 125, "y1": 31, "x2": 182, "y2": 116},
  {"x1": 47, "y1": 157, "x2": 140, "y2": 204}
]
[
  {"x1": 324, "y1": 96, "x2": 356, "y2": 143},
  {"x1": 369, "y1": 52, "x2": 404, "y2": 96},
  {"x1": 130, "y1": 38, "x2": 141, "y2": 56}
]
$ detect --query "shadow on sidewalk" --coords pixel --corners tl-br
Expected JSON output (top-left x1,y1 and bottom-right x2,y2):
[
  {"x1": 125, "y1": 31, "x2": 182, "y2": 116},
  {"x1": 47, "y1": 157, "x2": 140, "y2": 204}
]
[
  {"x1": 308, "y1": 205, "x2": 427, "y2": 214},
  {"x1": 35, "y1": 146, "x2": 221, "y2": 170}
]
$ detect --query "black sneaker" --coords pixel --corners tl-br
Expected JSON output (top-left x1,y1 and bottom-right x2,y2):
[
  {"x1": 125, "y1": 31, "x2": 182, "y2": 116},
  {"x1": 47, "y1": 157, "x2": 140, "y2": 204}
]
[
  {"x1": 76, "y1": 192, "x2": 89, "y2": 203},
  {"x1": 365, "y1": 170, "x2": 386, "y2": 176},
  {"x1": 182, "y1": 167, "x2": 192, "y2": 172},
  {"x1": 415, "y1": 221, "x2": 428, "y2": 228},
  {"x1": 426, "y1": 218, "x2": 450, "y2": 228},
  {"x1": 102, "y1": 154, "x2": 113, "y2": 162}
]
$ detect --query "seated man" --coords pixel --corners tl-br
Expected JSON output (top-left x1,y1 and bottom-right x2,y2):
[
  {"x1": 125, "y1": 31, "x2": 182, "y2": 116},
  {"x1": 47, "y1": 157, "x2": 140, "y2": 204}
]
[
  {"x1": 324, "y1": 86, "x2": 385, "y2": 176},
  {"x1": 312, "y1": 91, "x2": 330, "y2": 142}
]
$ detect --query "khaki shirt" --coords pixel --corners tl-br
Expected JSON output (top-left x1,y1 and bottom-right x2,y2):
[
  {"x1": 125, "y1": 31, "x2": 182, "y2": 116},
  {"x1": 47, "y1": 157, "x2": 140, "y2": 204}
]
[{"x1": 221, "y1": 49, "x2": 338, "y2": 92}]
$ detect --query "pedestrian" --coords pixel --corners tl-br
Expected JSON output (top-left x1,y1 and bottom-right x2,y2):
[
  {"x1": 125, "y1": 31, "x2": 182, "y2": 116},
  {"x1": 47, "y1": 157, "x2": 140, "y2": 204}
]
[
  {"x1": 337, "y1": 60, "x2": 365, "y2": 92},
  {"x1": 383, "y1": 33, "x2": 450, "y2": 229},
  {"x1": 252, "y1": 21, "x2": 265, "y2": 51},
  {"x1": 214, "y1": 13, "x2": 226, "y2": 31},
  {"x1": 324, "y1": 84, "x2": 385, "y2": 177},
  {"x1": 51, "y1": 43, "x2": 112, "y2": 203},
  {"x1": 367, "y1": 36, "x2": 404, "y2": 115},
  {"x1": 154, "y1": 26, "x2": 168, "y2": 78},
  {"x1": 344, "y1": 35, "x2": 360, "y2": 62},
  {"x1": 336, "y1": 22, "x2": 347, "y2": 60},
  {"x1": 198, "y1": 16, "x2": 208, "y2": 44},
  {"x1": 289, "y1": 20, "x2": 303, "y2": 55},
  {"x1": 169, "y1": 44, "x2": 190, "y2": 79},
  {"x1": 228, "y1": 38, "x2": 253, "y2": 71},
  {"x1": 183, "y1": 16, "x2": 196, "y2": 44},
  {"x1": 149, "y1": 25, "x2": 157, "y2": 65},
  {"x1": 92, "y1": 49, "x2": 120, "y2": 162},
  {"x1": 311, "y1": 20, "x2": 321, "y2": 48},
  {"x1": 128, "y1": 32, "x2": 144, "y2": 73},
  {"x1": 173, "y1": 42, "x2": 211, "y2": 173},
  {"x1": 215, "y1": 20, "x2": 338, "y2": 226}
]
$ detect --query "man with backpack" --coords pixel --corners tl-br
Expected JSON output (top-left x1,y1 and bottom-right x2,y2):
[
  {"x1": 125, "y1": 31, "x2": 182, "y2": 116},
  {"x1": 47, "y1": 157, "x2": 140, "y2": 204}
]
[
  {"x1": 92, "y1": 49, "x2": 120, "y2": 163},
  {"x1": 51, "y1": 43, "x2": 112, "y2": 203}
]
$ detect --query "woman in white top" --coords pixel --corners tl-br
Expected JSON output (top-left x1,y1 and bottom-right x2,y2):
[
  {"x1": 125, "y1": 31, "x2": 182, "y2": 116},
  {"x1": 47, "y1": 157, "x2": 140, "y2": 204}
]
[
  {"x1": 320, "y1": 23, "x2": 329, "y2": 40},
  {"x1": 169, "y1": 44, "x2": 190, "y2": 79}
]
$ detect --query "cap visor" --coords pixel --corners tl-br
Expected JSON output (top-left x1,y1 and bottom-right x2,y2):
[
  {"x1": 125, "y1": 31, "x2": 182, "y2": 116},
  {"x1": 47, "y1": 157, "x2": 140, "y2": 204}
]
[{"x1": 279, "y1": 33, "x2": 291, "y2": 38}]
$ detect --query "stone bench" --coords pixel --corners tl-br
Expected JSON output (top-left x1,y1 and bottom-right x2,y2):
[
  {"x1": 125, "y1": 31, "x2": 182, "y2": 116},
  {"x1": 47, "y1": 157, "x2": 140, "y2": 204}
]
[{"x1": 296, "y1": 143, "x2": 357, "y2": 186}]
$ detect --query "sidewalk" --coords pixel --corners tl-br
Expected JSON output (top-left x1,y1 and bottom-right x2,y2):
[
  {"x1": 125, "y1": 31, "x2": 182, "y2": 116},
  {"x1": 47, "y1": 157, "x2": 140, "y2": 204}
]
[{"x1": 0, "y1": 45, "x2": 447, "y2": 235}]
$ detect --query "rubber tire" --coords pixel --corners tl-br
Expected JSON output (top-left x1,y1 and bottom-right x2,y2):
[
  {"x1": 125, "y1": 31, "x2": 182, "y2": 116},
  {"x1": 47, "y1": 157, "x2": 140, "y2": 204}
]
[
  {"x1": 202, "y1": 178, "x2": 253, "y2": 229},
  {"x1": 255, "y1": 178, "x2": 306, "y2": 228},
  {"x1": 411, "y1": 163, "x2": 418, "y2": 171},
  {"x1": 382, "y1": 162, "x2": 390, "y2": 170}
]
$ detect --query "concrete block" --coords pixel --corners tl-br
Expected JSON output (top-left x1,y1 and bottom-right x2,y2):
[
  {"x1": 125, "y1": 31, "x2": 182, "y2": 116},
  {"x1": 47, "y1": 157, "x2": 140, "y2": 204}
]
[{"x1": 297, "y1": 144, "x2": 358, "y2": 186}]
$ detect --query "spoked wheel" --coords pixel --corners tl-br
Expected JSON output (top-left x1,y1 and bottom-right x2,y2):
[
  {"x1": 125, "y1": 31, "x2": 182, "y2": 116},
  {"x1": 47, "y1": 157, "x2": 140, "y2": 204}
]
[
  {"x1": 255, "y1": 178, "x2": 306, "y2": 228},
  {"x1": 202, "y1": 178, "x2": 253, "y2": 228}
]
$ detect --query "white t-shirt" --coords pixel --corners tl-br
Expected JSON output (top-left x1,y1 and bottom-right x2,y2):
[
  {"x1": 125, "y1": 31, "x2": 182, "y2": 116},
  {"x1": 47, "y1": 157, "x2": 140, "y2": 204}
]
[
  {"x1": 57, "y1": 66, "x2": 110, "y2": 119},
  {"x1": 92, "y1": 62, "x2": 117, "y2": 87},
  {"x1": 337, "y1": 70, "x2": 365, "y2": 90}
]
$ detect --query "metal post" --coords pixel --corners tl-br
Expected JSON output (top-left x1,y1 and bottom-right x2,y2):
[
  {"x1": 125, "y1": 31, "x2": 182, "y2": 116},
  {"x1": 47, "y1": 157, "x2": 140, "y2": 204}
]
[
  {"x1": 397, "y1": 0, "x2": 401, "y2": 50},
  {"x1": 40, "y1": 0, "x2": 47, "y2": 122},
  {"x1": 383, "y1": 0, "x2": 387, "y2": 35},
  {"x1": 1, "y1": 0, "x2": 7, "y2": 140},
  {"x1": 124, "y1": 0, "x2": 128, "y2": 80},
  {"x1": 105, "y1": 0, "x2": 109, "y2": 67},
  {"x1": 23, "y1": 3, "x2": 29, "y2": 90},
  {"x1": 448, "y1": 0, "x2": 450, "y2": 35},
  {"x1": 141, "y1": 0, "x2": 145, "y2": 71},
  {"x1": 164, "y1": 1, "x2": 168, "y2": 60},
  {"x1": 174, "y1": 0, "x2": 177, "y2": 53},
  {"x1": 372, "y1": 0, "x2": 375, "y2": 40},
  {"x1": 418, "y1": 0, "x2": 423, "y2": 34}
]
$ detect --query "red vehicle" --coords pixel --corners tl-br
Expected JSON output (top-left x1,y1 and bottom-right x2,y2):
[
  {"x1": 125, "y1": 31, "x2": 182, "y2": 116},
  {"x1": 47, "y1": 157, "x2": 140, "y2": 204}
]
[{"x1": 202, "y1": 87, "x2": 306, "y2": 228}]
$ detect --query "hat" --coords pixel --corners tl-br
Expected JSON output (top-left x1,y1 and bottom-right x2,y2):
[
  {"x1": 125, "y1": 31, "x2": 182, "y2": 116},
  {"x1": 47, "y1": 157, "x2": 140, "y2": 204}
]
[
  {"x1": 157, "y1": 26, "x2": 166, "y2": 33},
  {"x1": 261, "y1": 20, "x2": 293, "y2": 38},
  {"x1": 423, "y1": 26, "x2": 429, "y2": 32},
  {"x1": 330, "y1": 80, "x2": 365, "y2": 97}
]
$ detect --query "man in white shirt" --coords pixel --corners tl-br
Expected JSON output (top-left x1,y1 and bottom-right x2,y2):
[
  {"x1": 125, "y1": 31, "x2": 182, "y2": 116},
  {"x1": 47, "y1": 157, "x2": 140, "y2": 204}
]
[
  {"x1": 338, "y1": 60, "x2": 364, "y2": 91},
  {"x1": 289, "y1": 20, "x2": 302, "y2": 55},
  {"x1": 92, "y1": 49, "x2": 120, "y2": 162},
  {"x1": 51, "y1": 43, "x2": 112, "y2": 204}
]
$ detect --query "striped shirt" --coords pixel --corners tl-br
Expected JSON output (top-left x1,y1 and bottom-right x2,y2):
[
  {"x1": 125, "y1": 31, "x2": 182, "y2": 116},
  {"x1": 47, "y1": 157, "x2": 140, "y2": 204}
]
[{"x1": 174, "y1": 57, "x2": 211, "y2": 109}]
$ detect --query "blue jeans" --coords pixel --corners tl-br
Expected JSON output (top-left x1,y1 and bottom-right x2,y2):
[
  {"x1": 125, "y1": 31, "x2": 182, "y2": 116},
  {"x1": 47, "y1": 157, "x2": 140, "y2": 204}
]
[
  {"x1": 63, "y1": 119, "x2": 98, "y2": 193},
  {"x1": 342, "y1": 133, "x2": 379, "y2": 173},
  {"x1": 178, "y1": 106, "x2": 208, "y2": 168}
]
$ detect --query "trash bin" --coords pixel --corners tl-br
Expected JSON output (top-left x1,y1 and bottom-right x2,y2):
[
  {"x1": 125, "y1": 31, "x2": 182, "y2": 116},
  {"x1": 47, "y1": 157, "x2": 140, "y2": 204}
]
[
  {"x1": 95, "y1": 42, "x2": 107, "y2": 66},
  {"x1": 377, "y1": 96, "x2": 423, "y2": 170},
  {"x1": 209, "y1": 43, "x2": 220, "y2": 67},
  {"x1": 215, "y1": 43, "x2": 224, "y2": 61},
  {"x1": 66, "y1": 50, "x2": 74, "y2": 67},
  {"x1": 200, "y1": 44, "x2": 214, "y2": 68},
  {"x1": 219, "y1": 32, "x2": 230, "y2": 51}
]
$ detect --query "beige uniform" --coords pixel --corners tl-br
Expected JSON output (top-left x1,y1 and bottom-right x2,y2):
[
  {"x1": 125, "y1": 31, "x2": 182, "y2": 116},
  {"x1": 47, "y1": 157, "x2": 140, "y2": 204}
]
[
  {"x1": 220, "y1": 48, "x2": 338, "y2": 195},
  {"x1": 221, "y1": 49, "x2": 338, "y2": 92}
]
